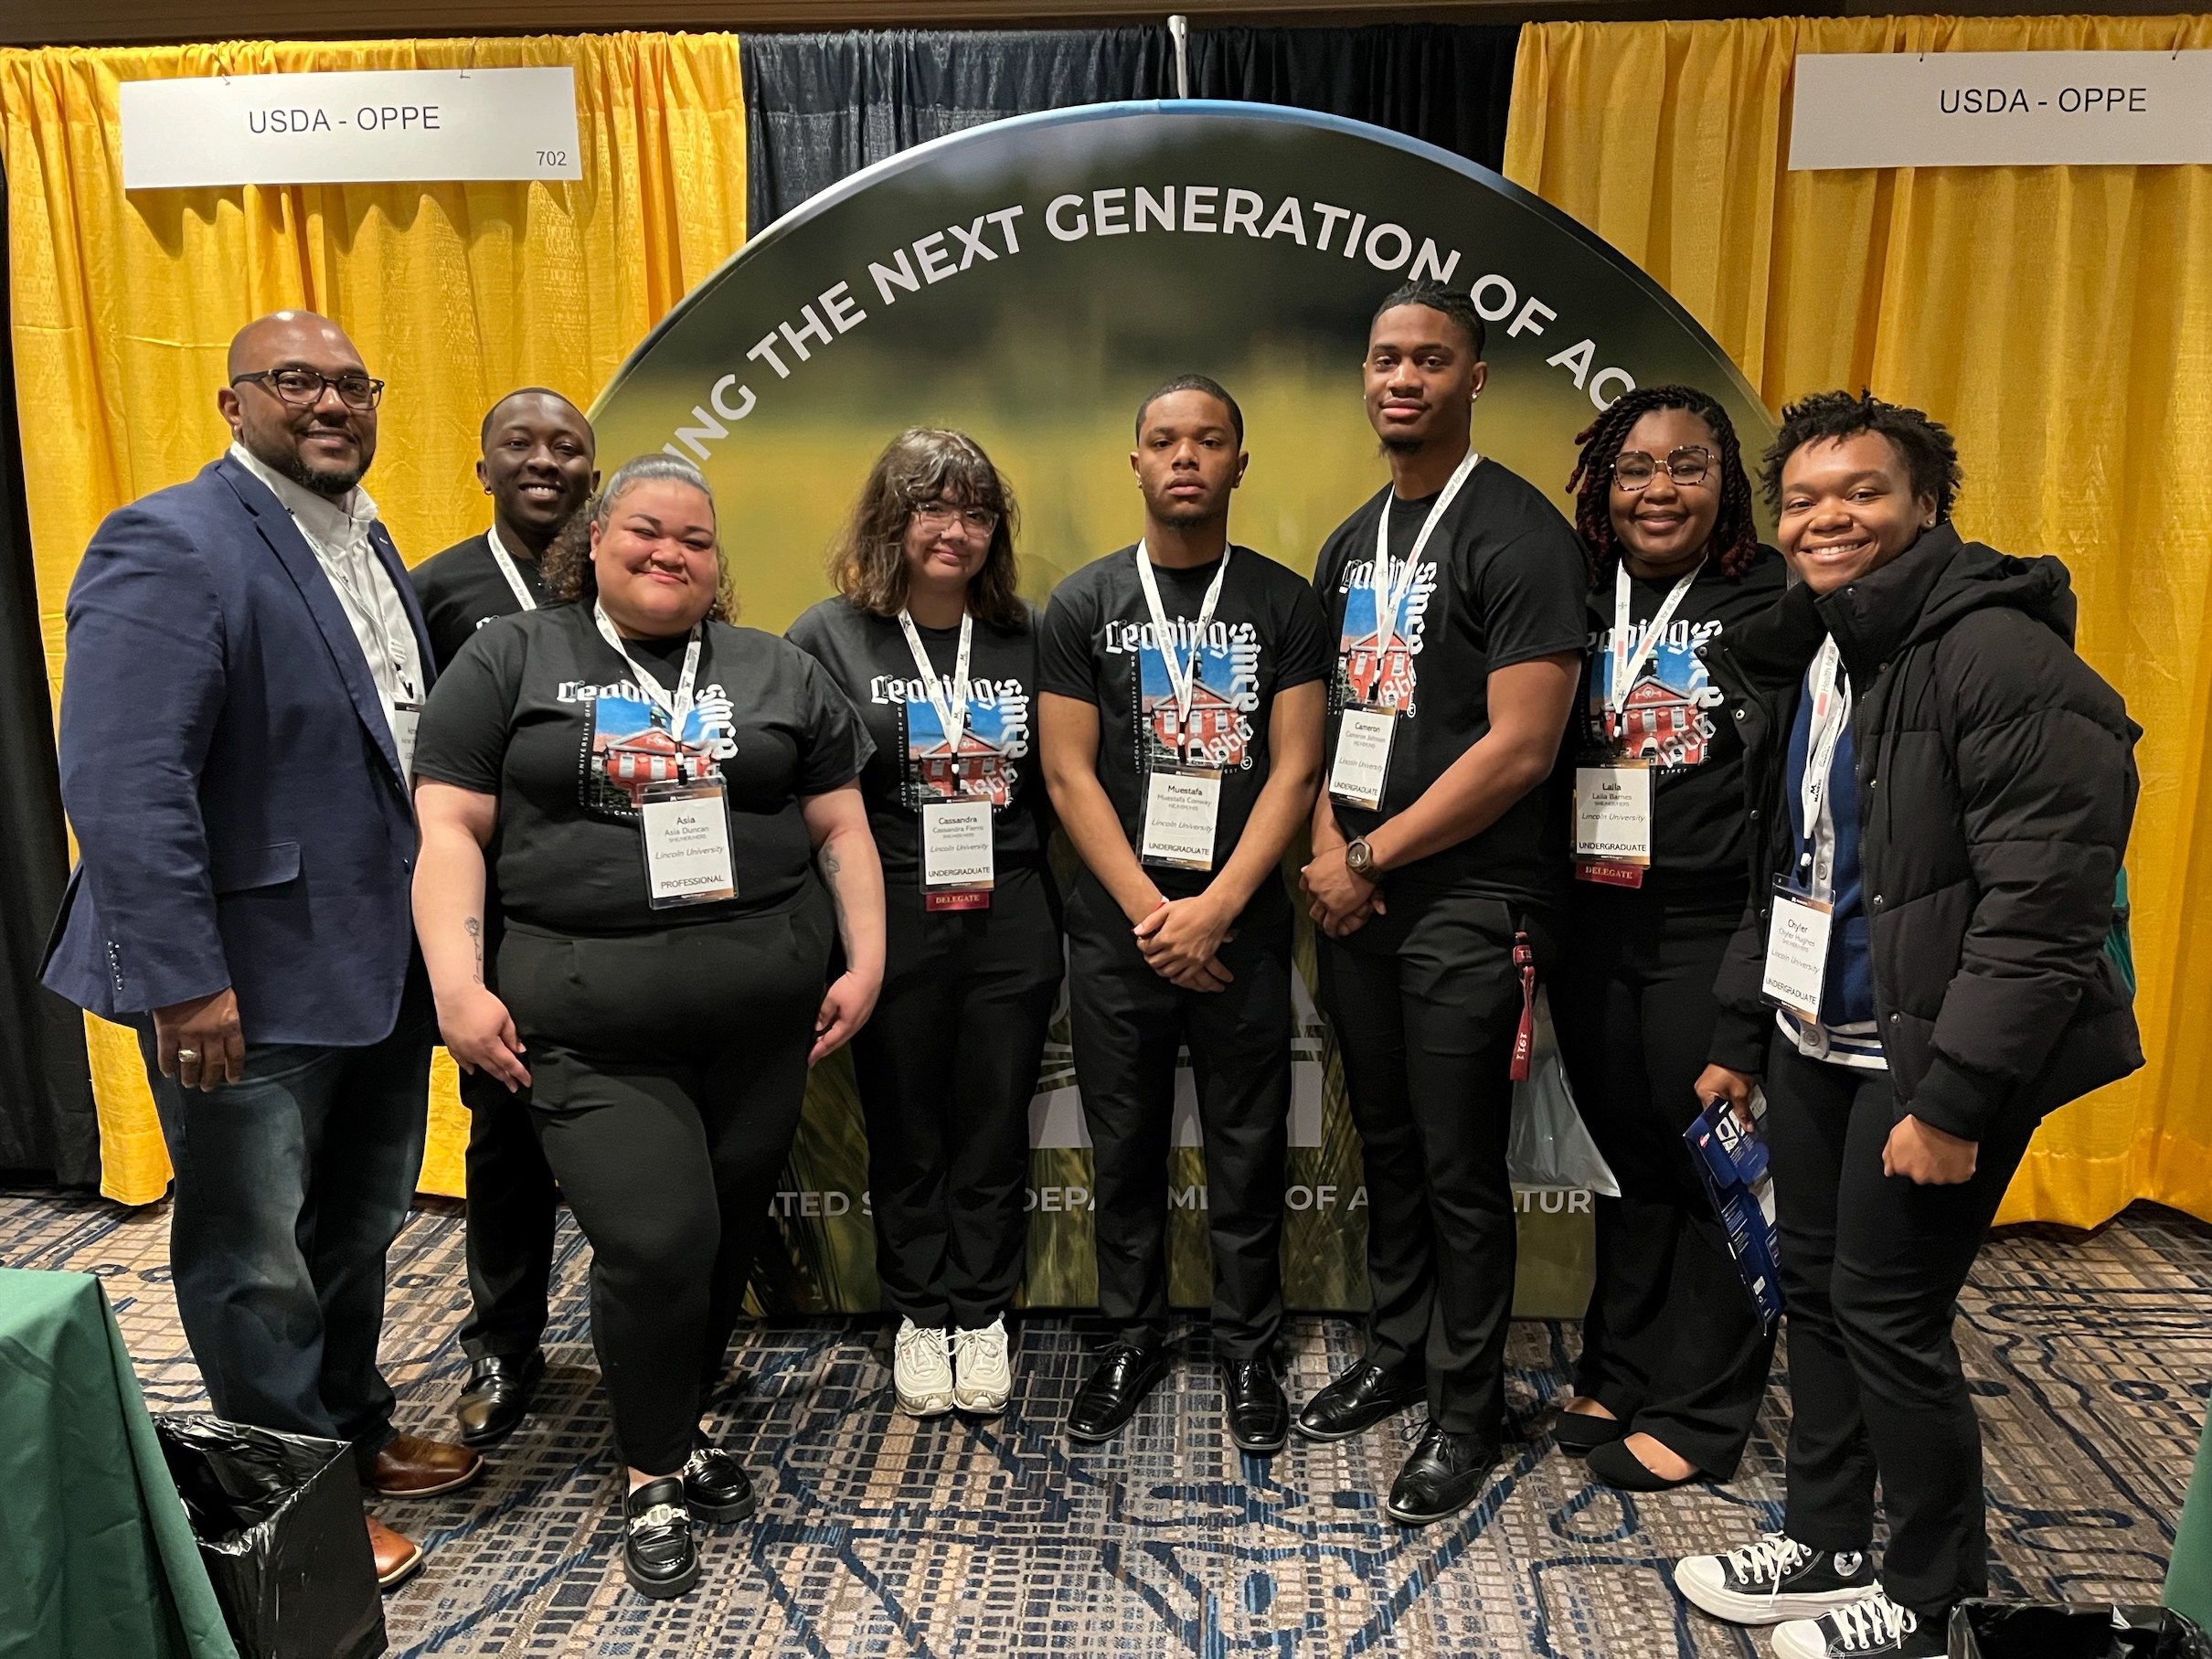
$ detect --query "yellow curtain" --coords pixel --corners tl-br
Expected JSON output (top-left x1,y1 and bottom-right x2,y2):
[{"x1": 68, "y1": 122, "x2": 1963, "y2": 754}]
[
  {"x1": 2, "y1": 32, "x2": 748, "y2": 1205},
  {"x1": 1505, "y1": 14, "x2": 2212, "y2": 1228}
]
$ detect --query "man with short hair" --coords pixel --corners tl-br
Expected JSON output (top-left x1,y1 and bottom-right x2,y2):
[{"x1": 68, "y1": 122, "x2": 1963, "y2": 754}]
[
  {"x1": 410, "y1": 388, "x2": 597, "y2": 1447},
  {"x1": 45, "y1": 310, "x2": 483, "y2": 1591},
  {"x1": 1038, "y1": 374, "x2": 1327, "y2": 1452},
  {"x1": 1299, "y1": 281, "x2": 1589, "y2": 1525},
  {"x1": 1673, "y1": 393, "x2": 2142, "y2": 1658}
]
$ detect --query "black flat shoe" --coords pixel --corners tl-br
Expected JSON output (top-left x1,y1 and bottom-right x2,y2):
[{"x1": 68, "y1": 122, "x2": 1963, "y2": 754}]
[
  {"x1": 1295, "y1": 1360, "x2": 1426, "y2": 1442},
  {"x1": 1385, "y1": 1424, "x2": 1500, "y2": 1526},
  {"x1": 622, "y1": 1476, "x2": 700, "y2": 1600},
  {"x1": 1552, "y1": 1409, "x2": 1627, "y2": 1455},
  {"x1": 1221, "y1": 1358, "x2": 1289, "y2": 1455},
  {"x1": 1066, "y1": 1343, "x2": 1171, "y2": 1443},
  {"x1": 1586, "y1": 1434, "x2": 1703, "y2": 1492},
  {"x1": 682, "y1": 1444, "x2": 757, "y2": 1523},
  {"x1": 454, "y1": 1349, "x2": 546, "y2": 1447}
]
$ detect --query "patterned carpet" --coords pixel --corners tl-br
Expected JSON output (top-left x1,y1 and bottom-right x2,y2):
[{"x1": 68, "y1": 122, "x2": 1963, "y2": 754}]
[{"x1": 2, "y1": 1188, "x2": 2202, "y2": 1657}]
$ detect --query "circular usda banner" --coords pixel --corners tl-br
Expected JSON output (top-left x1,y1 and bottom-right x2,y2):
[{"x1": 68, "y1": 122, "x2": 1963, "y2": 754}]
[{"x1": 590, "y1": 101, "x2": 1774, "y2": 1317}]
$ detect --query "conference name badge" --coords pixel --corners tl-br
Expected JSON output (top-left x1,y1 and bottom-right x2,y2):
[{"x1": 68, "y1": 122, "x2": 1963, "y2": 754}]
[
  {"x1": 921, "y1": 796, "x2": 994, "y2": 912},
  {"x1": 390, "y1": 695, "x2": 425, "y2": 779},
  {"x1": 638, "y1": 777, "x2": 738, "y2": 909},
  {"x1": 1573, "y1": 760, "x2": 1652, "y2": 888},
  {"x1": 1328, "y1": 706, "x2": 1396, "y2": 810},
  {"x1": 1141, "y1": 763, "x2": 1222, "y2": 871},
  {"x1": 1760, "y1": 883, "x2": 1833, "y2": 1019}
]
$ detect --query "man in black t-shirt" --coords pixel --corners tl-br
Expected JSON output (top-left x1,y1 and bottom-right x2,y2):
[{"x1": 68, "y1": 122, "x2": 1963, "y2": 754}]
[
  {"x1": 408, "y1": 388, "x2": 596, "y2": 1449},
  {"x1": 1038, "y1": 375, "x2": 1327, "y2": 1454},
  {"x1": 1297, "y1": 282, "x2": 1588, "y2": 1525}
]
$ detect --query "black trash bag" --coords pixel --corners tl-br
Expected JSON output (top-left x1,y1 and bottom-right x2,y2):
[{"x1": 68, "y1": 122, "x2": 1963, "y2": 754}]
[
  {"x1": 1948, "y1": 1601, "x2": 2212, "y2": 1659},
  {"x1": 153, "y1": 1414, "x2": 387, "y2": 1659}
]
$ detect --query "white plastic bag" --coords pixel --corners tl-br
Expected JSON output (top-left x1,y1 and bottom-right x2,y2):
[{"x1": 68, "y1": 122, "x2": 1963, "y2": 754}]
[{"x1": 1507, "y1": 987, "x2": 1621, "y2": 1197}]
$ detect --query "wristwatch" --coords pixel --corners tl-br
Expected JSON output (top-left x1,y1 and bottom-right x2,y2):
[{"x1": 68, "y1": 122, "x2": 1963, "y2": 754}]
[{"x1": 1345, "y1": 837, "x2": 1378, "y2": 879}]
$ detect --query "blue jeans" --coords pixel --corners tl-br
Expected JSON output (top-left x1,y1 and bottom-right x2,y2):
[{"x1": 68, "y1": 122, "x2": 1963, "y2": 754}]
[{"x1": 137, "y1": 1005, "x2": 432, "y2": 1468}]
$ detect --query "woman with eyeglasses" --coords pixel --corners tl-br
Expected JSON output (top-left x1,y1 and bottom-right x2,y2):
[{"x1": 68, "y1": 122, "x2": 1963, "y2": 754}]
[
  {"x1": 1546, "y1": 386, "x2": 1786, "y2": 1492},
  {"x1": 410, "y1": 453, "x2": 884, "y2": 1598},
  {"x1": 787, "y1": 430, "x2": 1060, "y2": 1422}
]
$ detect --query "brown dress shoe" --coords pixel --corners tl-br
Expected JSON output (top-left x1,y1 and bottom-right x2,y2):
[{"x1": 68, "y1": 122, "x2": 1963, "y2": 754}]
[
  {"x1": 367, "y1": 1431, "x2": 485, "y2": 1497},
  {"x1": 367, "y1": 1515, "x2": 422, "y2": 1590}
]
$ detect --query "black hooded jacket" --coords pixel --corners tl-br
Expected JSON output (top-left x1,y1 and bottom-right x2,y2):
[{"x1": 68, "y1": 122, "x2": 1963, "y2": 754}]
[{"x1": 1701, "y1": 523, "x2": 2143, "y2": 1141}]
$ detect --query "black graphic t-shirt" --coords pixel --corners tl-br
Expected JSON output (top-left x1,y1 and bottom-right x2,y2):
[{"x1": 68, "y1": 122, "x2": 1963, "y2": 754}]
[
  {"x1": 413, "y1": 603, "x2": 872, "y2": 933},
  {"x1": 409, "y1": 533, "x2": 553, "y2": 675},
  {"x1": 785, "y1": 595, "x2": 1047, "y2": 888},
  {"x1": 1312, "y1": 459, "x2": 1588, "y2": 903},
  {"x1": 1569, "y1": 548, "x2": 1787, "y2": 889},
  {"x1": 1038, "y1": 545, "x2": 1329, "y2": 897}
]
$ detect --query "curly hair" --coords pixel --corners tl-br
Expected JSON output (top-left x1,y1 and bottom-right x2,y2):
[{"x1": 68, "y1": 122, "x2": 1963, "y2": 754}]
[
  {"x1": 540, "y1": 453, "x2": 734, "y2": 622},
  {"x1": 1760, "y1": 389, "x2": 1962, "y2": 520},
  {"x1": 826, "y1": 428, "x2": 1025, "y2": 628},
  {"x1": 1564, "y1": 384, "x2": 1762, "y2": 587}
]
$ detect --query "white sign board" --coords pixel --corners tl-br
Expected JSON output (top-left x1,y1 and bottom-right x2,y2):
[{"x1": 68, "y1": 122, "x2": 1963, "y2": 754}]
[
  {"x1": 1790, "y1": 50, "x2": 2212, "y2": 170},
  {"x1": 120, "y1": 67, "x2": 583, "y2": 189}
]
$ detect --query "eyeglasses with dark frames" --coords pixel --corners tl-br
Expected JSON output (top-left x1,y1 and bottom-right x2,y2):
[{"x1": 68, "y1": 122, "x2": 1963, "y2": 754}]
[
  {"x1": 1612, "y1": 446, "x2": 1717, "y2": 490},
  {"x1": 229, "y1": 368, "x2": 386, "y2": 411}
]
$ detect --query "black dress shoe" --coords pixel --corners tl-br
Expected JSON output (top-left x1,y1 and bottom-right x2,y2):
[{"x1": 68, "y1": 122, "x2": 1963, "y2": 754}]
[
  {"x1": 622, "y1": 1476, "x2": 700, "y2": 1599},
  {"x1": 1552, "y1": 1409, "x2": 1627, "y2": 1455},
  {"x1": 1294, "y1": 1360, "x2": 1426, "y2": 1442},
  {"x1": 453, "y1": 1349, "x2": 546, "y2": 1447},
  {"x1": 682, "y1": 1444, "x2": 758, "y2": 1523},
  {"x1": 1066, "y1": 1343, "x2": 1171, "y2": 1443},
  {"x1": 1385, "y1": 1423, "x2": 1500, "y2": 1526},
  {"x1": 1586, "y1": 1434, "x2": 1702, "y2": 1492},
  {"x1": 1221, "y1": 1358, "x2": 1289, "y2": 1455}
]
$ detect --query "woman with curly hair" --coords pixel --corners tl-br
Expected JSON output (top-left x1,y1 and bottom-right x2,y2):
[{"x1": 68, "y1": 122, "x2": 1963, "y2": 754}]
[
  {"x1": 787, "y1": 430, "x2": 1060, "y2": 1422},
  {"x1": 1547, "y1": 385, "x2": 1786, "y2": 1492}
]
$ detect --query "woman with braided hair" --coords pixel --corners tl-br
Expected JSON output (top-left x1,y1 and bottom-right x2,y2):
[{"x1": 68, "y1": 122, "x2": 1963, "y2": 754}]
[{"x1": 1546, "y1": 384, "x2": 1786, "y2": 1491}]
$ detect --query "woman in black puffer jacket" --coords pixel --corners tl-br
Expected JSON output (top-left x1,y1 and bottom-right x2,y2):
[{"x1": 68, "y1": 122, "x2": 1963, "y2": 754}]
[{"x1": 1670, "y1": 392, "x2": 2141, "y2": 1659}]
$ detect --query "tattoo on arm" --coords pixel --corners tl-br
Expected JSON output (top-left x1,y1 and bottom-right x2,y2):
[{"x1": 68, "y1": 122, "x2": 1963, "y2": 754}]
[{"x1": 464, "y1": 917, "x2": 483, "y2": 984}]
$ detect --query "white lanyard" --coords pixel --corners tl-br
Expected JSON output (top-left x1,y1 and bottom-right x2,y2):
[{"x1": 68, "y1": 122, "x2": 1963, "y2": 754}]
[
  {"x1": 320, "y1": 535, "x2": 417, "y2": 700},
  {"x1": 897, "y1": 608, "x2": 974, "y2": 759},
  {"x1": 1371, "y1": 449, "x2": 1479, "y2": 656},
  {"x1": 1798, "y1": 636, "x2": 1850, "y2": 864},
  {"x1": 486, "y1": 523, "x2": 539, "y2": 612},
  {"x1": 593, "y1": 601, "x2": 702, "y2": 728},
  {"x1": 1134, "y1": 543, "x2": 1231, "y2": 751},
  {"x1": 1608, "y1": 561, "x2": 1702, "y2": 719}
]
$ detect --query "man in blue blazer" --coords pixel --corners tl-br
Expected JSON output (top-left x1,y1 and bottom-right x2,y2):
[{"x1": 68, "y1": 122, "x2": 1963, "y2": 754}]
[{"x1": 45, "y1": 310, "x2": 483, "y2": 1591}]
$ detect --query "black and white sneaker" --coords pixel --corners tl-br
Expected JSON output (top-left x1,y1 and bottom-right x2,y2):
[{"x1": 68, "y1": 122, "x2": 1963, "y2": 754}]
[
  {"x1": 1773, "y1": 1589, "x2": 1941, "y2": 1657},
  {"x1": 1674, "y1": 1532, "x2": 1875, "y2": 1624}
]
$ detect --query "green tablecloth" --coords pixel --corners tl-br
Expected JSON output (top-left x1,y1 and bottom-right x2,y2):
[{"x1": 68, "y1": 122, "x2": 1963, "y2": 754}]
[
  {"x1": 2169, "y1": 1402, "x2": 2212, "y2": 1631},
  {"x1": 0, "y1": 1267, "x2": 238, "y2": 1659}
]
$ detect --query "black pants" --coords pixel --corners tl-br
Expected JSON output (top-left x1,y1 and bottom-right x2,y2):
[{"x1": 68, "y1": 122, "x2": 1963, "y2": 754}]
[
  {"x1": 1766, "y1": 1037, "x2": 2037, "y2": 1621},
  {"x1": 455, "y1": 1062, "x2": 559, "y2": 1362},
  {"x1": 497, "y1": 885, "x2": 832, "y2": 1474},
  {"x1": 1548, "y1": 882, "x2": 1775, "y2": 1477},
  {"x1": 1318, "y1": 890, "x2": 1554, "y2": 1440},
  {"x1": 850, "y1": 863, "x2": 1062, "y2": 1330},
  {"x1": 1067, "y1": 869, "x2": 1291, "y2": 1361}
]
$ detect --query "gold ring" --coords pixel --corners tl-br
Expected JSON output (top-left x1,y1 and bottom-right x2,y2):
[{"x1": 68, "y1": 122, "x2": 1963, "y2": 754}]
[{"x1": 175, "y1": 1048, "x2": 199, "y2": 1062}]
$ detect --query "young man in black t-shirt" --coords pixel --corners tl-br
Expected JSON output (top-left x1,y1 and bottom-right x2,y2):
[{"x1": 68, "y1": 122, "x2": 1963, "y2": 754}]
[
  {"x1": 1299, "y1": 282, "x2": 1588, "y2": 1525},
  {"x1": 407, "y1": 388, "x2": 596, "y2": 1450},
  {"x1": 1038, "y1": 375, "x2": 1327, "y2": 1454}
]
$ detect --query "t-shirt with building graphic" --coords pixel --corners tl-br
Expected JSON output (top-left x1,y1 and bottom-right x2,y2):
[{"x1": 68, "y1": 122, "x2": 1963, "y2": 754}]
[
  {"x1": 1038, "y1": 544, "x2": 1329, "y2": 899},
  {"x1": 785, "y1": 594, "x2": 1048, "y2": 888}
]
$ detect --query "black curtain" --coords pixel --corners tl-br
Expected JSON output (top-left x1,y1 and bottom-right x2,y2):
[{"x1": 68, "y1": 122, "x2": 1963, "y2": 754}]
[{"x1": 0, "y1": 161, "x2": 97, "y2": 1187}]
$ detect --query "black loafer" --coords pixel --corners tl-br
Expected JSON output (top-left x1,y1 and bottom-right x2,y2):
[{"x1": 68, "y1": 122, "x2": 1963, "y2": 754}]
[
  {"x1": 1385, "y1": 1423, "x2": 1500, "y2": 1526},
  {"x1": 682, "y1": 1444, "x2": 758, "y2": 1523},
  {"x1": 454, "y1": 1349, "x2": 546, "y2": 1447},
  {"x1": 1222, "y1": 1358, "x2": 1290, "y2": 1455},
  {"x1": 1295, "y1": 1360, "x2": 1426, "y2": 1442},
  {"x1": 1553, "y1": 1409, "x2": 1627, "y2": 1455},
  {"x1": 1066, "y1": 1343, "x2": 1171, "y2": 1443},
  {"x1": 622, "y1": 1476, "x2": 700, "y2": 1599},
  {"x1": 1586, "y1": 1434, "x2": 1703, "y2": 1492}
]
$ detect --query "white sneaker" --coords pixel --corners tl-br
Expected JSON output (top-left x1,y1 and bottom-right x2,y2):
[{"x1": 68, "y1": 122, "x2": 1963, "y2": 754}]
[
  {"x1": 952, "y1": 1315, "x2": 1014, "y2": 1415},
  {"x1": 893, "y1": 1318, "x2": 954, "y2": 1417},
  {"x1": 1675, "y1": 1532, "x2": 1876, "y2": 1624},
  {"x1": 1772, "y1": 1588, "x2": 1925, "y2": 1657}
]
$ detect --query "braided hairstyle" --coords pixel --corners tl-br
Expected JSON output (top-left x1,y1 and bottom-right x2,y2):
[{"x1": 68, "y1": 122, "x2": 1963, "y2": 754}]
[{"x1": 1564, "y1": 384, "x2": 1761, "y2": 587}]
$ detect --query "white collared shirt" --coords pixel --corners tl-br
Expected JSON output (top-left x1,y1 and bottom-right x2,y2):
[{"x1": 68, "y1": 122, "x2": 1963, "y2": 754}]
[{"x1": 229, "y1": 441, "x2": 423, "y2": 755}]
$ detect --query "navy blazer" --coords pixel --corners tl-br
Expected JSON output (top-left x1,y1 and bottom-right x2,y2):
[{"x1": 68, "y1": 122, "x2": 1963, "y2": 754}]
[{"x1": 44, "y1": 454, "x2": 435, "y2": 1047}]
